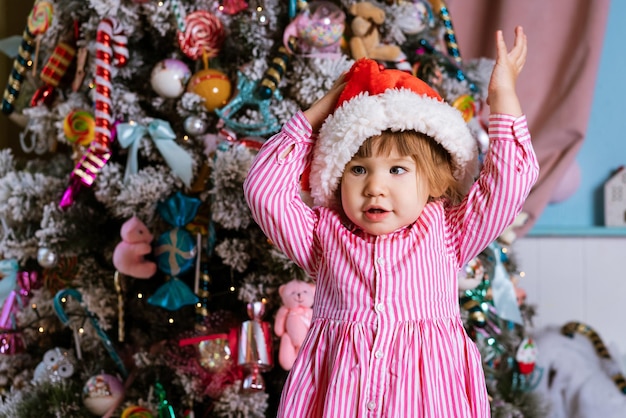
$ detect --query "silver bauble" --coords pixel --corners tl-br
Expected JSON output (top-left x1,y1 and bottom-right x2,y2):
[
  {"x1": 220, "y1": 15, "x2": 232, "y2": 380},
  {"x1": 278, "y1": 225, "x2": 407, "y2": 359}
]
[
  {"x1": 37, "y1": 247, "x2": 58, "y2": 268},
  {"x1": 184, "y1": 116, "x2": 208, "y2": 136}
]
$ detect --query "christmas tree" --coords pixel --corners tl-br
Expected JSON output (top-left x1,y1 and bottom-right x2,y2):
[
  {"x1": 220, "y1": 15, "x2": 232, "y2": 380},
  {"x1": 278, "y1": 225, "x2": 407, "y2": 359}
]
[{"x1": 0, "y1": 0, "x2": 546, "y2": 416}]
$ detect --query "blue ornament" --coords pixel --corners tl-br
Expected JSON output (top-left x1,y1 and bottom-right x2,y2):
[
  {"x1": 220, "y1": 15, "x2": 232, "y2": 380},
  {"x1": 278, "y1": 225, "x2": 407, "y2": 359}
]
[
  {"x1": 149, "y1": 192, "x2": 203, "y2": 311},
  {"x1": 214, "y1": 71, "x2": 281, "y2": 136},
  {"x1": 147, "y1": 277, "x2": 199, "y2": 311},
  {"x1": 158, "y1": 191, "x2": 202, "y2": 228},
  {"x1": 154, "y1": 227, "x2": 197, "y2": 276}
]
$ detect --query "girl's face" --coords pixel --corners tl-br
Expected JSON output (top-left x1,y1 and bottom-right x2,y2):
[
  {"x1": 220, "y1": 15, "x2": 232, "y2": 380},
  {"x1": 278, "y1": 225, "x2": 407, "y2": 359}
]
[{"x1": 340, "y1": 147, "x2": 431, "y2": 236}]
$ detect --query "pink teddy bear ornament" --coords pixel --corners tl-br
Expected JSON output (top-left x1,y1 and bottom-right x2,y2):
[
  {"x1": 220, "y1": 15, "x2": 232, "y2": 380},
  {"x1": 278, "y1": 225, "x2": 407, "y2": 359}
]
[
  {"x1": 274, "y1": 279, "x2": 316, "y2": 370},
  {"x1": 112, "y1": 216, "x2": 157, "y2": 279}
]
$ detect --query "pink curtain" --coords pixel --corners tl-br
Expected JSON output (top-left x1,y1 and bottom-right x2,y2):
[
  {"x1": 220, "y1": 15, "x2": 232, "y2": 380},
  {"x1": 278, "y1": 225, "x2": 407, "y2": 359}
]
[{"x1": 448, "y1": 0, "x2": 611, "y2": 237}]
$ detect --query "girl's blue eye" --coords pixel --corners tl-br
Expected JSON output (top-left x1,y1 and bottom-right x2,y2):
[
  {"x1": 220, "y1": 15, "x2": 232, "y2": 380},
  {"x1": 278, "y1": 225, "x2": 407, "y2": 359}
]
[
  {"x1": 351, "y1": 166, "x2": 366, "y2": 175},
  {"x1": 390, "y1": 166, "x2": 407, "y2": 175}
]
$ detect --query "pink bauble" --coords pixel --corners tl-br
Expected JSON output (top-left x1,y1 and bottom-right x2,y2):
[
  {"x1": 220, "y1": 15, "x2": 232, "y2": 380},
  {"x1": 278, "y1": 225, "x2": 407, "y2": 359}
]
[
  {"x1": 150, "y1": 59, "x2": 192, "y2": 99},
  {"x1": 82, "y1": 373, "x2": 125, "y2": 415},
  {"x1": 297, "y1": 1, "x2": 345, "y2": 48}
]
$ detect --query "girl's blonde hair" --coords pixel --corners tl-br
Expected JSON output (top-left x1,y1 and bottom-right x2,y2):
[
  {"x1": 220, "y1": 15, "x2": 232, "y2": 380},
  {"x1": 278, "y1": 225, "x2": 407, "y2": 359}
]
[{"x1": 351, "y1": 130, "x2": 465, "y2": 204}]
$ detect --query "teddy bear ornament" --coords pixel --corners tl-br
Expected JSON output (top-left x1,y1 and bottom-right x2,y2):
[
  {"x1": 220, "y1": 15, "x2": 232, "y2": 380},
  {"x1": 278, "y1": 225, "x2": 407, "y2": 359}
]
[{"x1": 274, "y1": 279, "x2": 316, "y2": 370}]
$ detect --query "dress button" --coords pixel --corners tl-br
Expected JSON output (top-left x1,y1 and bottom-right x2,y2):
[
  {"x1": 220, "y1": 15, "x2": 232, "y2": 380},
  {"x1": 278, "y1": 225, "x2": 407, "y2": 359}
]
[
  {"x1": 375, "y1": 303, "x2": 384, "y2": 312},
  {"x1": 377, "y1": 257, "x2": 385, "y2": 265},
  {"x1": 367, "y1": 401, "x2": 376, "y2": 410},
  {"x1": 375, "y1": 350, "x2": 383, "y2": 359}
]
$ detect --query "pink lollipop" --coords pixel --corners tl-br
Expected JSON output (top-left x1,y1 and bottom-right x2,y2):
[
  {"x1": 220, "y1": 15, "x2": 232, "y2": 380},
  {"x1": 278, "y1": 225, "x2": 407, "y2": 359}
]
[{"x1": 177, "y1": 10, "x2": 225, "y2": 60}]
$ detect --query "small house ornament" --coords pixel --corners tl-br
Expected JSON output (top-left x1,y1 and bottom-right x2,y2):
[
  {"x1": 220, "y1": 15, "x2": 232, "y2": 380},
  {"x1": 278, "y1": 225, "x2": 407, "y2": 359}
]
[{"x1": 604, "y1": 166, "x2": 626, "y2": 226}]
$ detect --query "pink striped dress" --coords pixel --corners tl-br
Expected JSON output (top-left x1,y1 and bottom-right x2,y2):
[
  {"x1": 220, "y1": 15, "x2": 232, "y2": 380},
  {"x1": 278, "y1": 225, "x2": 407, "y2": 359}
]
[{"x1": 243, "y1": 111, "x2": 539, "y2": 417}]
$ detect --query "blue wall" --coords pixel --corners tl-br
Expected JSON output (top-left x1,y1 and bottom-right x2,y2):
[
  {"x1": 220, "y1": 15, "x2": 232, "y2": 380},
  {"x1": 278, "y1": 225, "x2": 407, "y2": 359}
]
[{"x1": 532, "y1": 0, "x2": 626, "y2": 232}]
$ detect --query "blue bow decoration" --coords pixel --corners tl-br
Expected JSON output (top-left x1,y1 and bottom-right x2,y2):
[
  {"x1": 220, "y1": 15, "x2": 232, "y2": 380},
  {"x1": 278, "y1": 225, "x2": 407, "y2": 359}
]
[
  {"x1": 117, "y1": 119, "x2": 193, "y2": 187},
  {"x1": 0, "y1": 259, "x2": 18, "y2": 306}
]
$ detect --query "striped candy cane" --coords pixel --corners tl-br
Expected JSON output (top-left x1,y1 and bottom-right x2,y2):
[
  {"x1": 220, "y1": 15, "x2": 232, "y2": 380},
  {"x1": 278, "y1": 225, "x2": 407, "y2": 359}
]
[
  {"x1": 59, "y1": 17, "x2": 128, "y2": 209},
  {"x1": 94, "y1": 17, "x2": 128, "y2": 149}
]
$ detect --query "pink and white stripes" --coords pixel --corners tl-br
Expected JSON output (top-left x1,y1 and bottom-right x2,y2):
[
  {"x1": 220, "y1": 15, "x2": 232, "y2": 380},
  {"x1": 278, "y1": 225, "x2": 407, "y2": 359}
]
[{"x1": 243, "y1": 111, "x2": 539, "y2": 417}]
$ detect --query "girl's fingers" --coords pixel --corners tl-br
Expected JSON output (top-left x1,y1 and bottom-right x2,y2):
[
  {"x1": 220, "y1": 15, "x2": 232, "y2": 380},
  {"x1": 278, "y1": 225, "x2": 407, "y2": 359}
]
[{"x1": 495, "y1": 30, "x2": 508, "y2": 59}]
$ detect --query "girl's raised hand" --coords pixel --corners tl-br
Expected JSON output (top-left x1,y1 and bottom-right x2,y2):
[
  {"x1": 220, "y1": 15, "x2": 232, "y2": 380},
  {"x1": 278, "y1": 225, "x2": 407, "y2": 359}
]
[
  {"x1": 304, "y1": 73, "x2": 347, "y2": 133},
  {"x1": 487, "y1": 26, "x2": 527, "y2": 117}
]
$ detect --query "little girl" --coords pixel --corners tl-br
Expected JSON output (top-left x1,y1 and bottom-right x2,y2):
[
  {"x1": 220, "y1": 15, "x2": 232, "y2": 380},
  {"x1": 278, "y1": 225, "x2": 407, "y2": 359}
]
[{"x1": 244, "y1": 26, "x2": 537, "y2": 417}]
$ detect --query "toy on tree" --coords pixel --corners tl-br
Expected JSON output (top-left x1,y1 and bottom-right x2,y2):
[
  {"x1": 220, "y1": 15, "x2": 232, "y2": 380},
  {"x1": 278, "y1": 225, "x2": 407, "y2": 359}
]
[
  {"x1": 274, "y1": 279, "x2": 316, "y2": 370},
  {"x1": 112, "y1": 216, "x2": 157, "y2": 279},
  {"x1": 348, "y1": 2, "x2": 402, "y2": 62}
]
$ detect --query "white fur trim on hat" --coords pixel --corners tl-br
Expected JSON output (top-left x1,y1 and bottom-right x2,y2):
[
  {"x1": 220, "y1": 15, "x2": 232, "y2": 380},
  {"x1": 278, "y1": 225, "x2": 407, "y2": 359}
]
[{"x1": 309, "y1": 88, "x2": 478, "y2": 208}]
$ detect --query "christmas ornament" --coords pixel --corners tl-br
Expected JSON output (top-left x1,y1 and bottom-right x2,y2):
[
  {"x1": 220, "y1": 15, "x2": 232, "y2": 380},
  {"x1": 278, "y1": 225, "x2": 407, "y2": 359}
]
[
  {"x1": 457, "y1": 256, "x2": 484, "y2": 291},
  {"x1": 515, "y1": 337, "x2": 537, "y2": 375},
  {"x1": 54, "y1": 288, "x2": 128, "y2": 377},
  {"x1": 187, "y1": 67, "x2": 231, "y2": 112},
  {"x1": 484, "y1": 242, "x2": 523, "y2": 325},
  {"x1": 460, "y1": 293, "x2": 486, "y2": 328},
  {"x1": 63, "y1": 110, "x2": 96, "y2": 146},
  {"x1": 117, "y1": 119, "x2": 193, "y2": 187},
  {"x1": 275, "y1": 280, "x2": 315, "y2": 370},
  {"x1": 179, "y1": 333, "x2": 234, "y2": 372},
  {"x1": 257, "y1": 37, "x2": 296, "y2": 100},
  {"x1": 218, "y1": 0, "x2": 248, "y2": 15},
  {"x1": 31, "y1": 41, "x2": 76, "y2": 107},
  {"x1": 82, "y1": 373, "x2": 125, "y2": 416},
  {"x1": 413, "y1": 38, "x2": 476, "y2": 93},
  {"x1": 0, "y1": 260, "x2": 24, "y2": 355},
  {"x1": 2, "y1": 27, "x2": 35, "y2": 115},
  {"x1": 150, "y1": 58, "x2": 191, "y2": 99},
  {"x1": 1, "y1": 0, "x2": 54, "y2": 113},
  {"x1": 59, "y1": 142, "x2": 112, "y2": 208},
  {"x1": 216, "y1": 36, "x2": 295, "y2": 135},
  {"x1": 59, "y1": 17, "x2": 128, "y2": 208},
  {"x1": 121, "y1": 406, "x2": 155, "y2": 417},
  {"x1": 283, "y1": 1, "x2": 345, "y2": 57},
  {"x1": 148, "y1": 192, "x2": 200, "y2": 310},
  {"x1": 452, "y1": 94, "x2": 475, "y2": 122},
  {"x1": 155, "y1": 381, "x2": 176, "y2": 418},
  {"x1": 33, "y1": 347, "x2": 75, "y2": 384},
  {"x1": 112, "y1": 216, "x2": 157, "y2": 279},
  {"x1": 238, "y1": 301, "x2": 273, "y2": 391},
  {"x1": 0, "y1": 259, "x2": 18, "y2": 305},
  {"x1": 183, "y1": 115, "x2": 208, "y2": 136},
  {"x1": 429, "y1": 0, "x2": 462, "y2": 65},
  {"x1": 177, "y1": 10, "x2": 225, "y2": 60},
  {"x1": 27, "y1": 1, "x2": 53, "y2": 35},
  {"x1": 94, "y1": 17, "x2": 128, "y2": 148},
  {"x1": 1, "y1": 269, "x2": 40, "y2": 328},
  {"x1": 215, "y1": 70, "x2": 280, "y2": 136},
  {"x1": 37, "y1": 246, "x2": 58, "y2": 268}
]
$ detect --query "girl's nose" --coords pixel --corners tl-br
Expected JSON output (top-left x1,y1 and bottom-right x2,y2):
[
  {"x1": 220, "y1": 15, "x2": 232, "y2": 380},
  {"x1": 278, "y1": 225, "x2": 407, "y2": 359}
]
[{"x1": 364, "y1": 174, "x2": 386, "y2": 196}]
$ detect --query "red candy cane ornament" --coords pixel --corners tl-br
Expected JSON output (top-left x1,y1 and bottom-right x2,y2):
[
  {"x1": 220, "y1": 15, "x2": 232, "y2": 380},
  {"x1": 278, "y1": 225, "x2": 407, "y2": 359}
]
[
  {"x1": 60, "y1": 17, "x2": 128, "y2": 209},
  {"x1": 94, "y1": 17, "x2": 128, "y2": 148}
]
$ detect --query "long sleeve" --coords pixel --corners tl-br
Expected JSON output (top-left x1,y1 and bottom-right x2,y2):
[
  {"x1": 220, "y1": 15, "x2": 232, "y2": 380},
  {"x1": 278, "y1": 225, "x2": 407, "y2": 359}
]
[
  {"x1": 243, "y1": 111, "x2": 320, "y2": 277},
  {"x1": 448, "y1": 114, "x2": 539, "y2": 264}
]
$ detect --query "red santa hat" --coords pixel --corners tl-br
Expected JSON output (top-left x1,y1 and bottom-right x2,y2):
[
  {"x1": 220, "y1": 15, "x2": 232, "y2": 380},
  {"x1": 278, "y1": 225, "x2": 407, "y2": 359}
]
[{"x1": 309, "y1": 58, "x2": 478, "y2": 208}]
